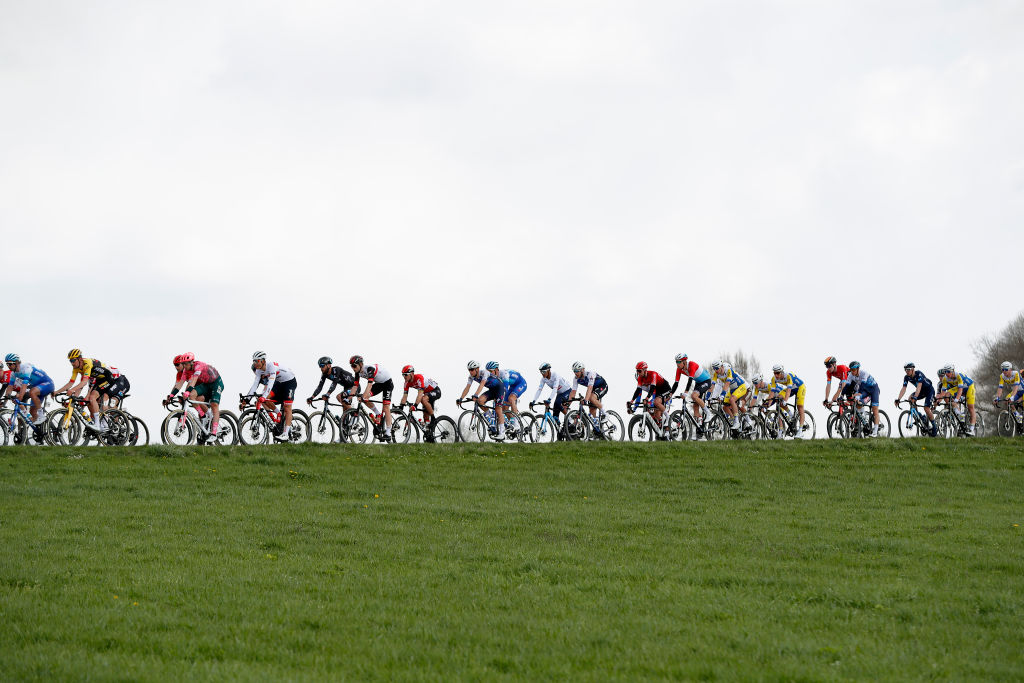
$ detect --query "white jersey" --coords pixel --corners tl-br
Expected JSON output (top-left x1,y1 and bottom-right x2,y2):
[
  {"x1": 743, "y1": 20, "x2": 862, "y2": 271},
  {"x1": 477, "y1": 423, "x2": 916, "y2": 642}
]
[
  {"x1": 572, "y1": 370, "x2": 599, "y2": 391},
  {"x1": 248, "y1": 361, "x2": 295, "y2": 396},
  {"x1": 533, "y1": 372, "x2": 572, "y2": 403},
  {"x1": 360, "y1": 364, "x2": 391, "y2": 384}
]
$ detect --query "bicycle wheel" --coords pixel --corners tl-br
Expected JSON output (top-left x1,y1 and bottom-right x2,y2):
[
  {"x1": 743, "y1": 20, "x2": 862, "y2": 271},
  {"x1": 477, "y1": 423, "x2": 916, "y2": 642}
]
[
  {"x1": 308, "y1": 410, "x2": 338, "y2": 444},
  {"x1": 427, "y1": 415, "x2": 458, "y2": 444},
  {"x1": 390, "y1": 415, "x2": 415, "y2": 444},
  {"x1": 875, "y1": 410, "x2": 892, "y2": 438},
  {"x1": 239, "y1": 413, "x2": 270, "y2": 445},
  {"x1": 161, "y1": 411, "x2": 195, "y2": 445},
  {"x1": 975, "y1": 412, "x2": 986, "y2": 437},
  {"x1": 897, "y1": 410, "x2": 920, "y2": 438},
  {"x1": 800, "y1": 412, "x2": 817, "y2": 439},
  {"x1": 99, "y1": 410, "x2": 134, "y2": 446},
  {"x1": 340, "y1": 409, "x2": 371, "y2": 444},
  {"x1": 131, "y1": 416, "x2": 150, "y2": 445},
  {"x1": 531, "y1": 415, "x2": 558, "y2": 443},
  {"x1": 287, "y1": 413, "x2": 311, "y2": 443},
  {"x1": 596, "y1": 410, "x2": 625, "y2": 441},
  {"x1": 503, "y1": 412, "x2": 528, "y2": 443},
  {"x1": 44, "y1": 409, "x2": 82, "y2": 446},
  {"x1": 457, "y1": 410, "x2": 486, "y2": 443},
  {"x1": 668, "y1": 410, "x2": 689, "y2": 441},
  {"x1": 563, "y1": 410, "x2": 591, "y2": 441},
  {"x1": 627, "y1": 415, "x2": 652, "y2": 441},
  {"x1": 827, "y1": 413, "x2": 850, "y2": 439},
  {"x1": 997, "y1": 410, "x2": 1015, "y2": 437}
]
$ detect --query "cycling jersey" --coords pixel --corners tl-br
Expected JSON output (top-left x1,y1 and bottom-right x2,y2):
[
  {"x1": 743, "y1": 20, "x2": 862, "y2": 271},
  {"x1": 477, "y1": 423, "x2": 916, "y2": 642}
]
[
  {"x1": 90, "y1": 365, "x2": 120, "y2": 390},
  {"x1": 572, "y1": 370, "x2": 604, "y2": 391},
  {"x1": 826, "y1": 365, "x2": 850, "y2": 384},
  {"x1": 249, "y1": 361, "x2": 296, "y2": 396},
  {"x1": 998, "y1": 371, "x2": 1021, "y2": 389},
  {"x1": 770, "y1": 373, "x2": 803, "y2": 392},
  {"x1": 177, "y1": 361, "x2": 220, "y2": 386},
  {"x1": 466, "y1": 370, "x2": 494, "y2": 387},
  {"x1": 848, "y1": 371, "x2": 877, "y2": 390},
  {"x1": 713, "y1": 367, "x2": 746, "y2": 391},
  {"x1": 533, "y1": 372, "x2": 573, "y2": 403},
  {"x1": 10, "y1": 362, "x2": 52, "y2": 388},
  {"x1": 404, "y1": 374, "x2": 438, "y2": 392},
  {"x1": 903, "y1": 370, "x2": 933, "y2": 390},
  {"x1": 498, "y1": 369, "x2": 525, "y2": 387},
  {"x1": 70, "y1": 358, "x2": 102, "y2": 383},
  {"x1": 313, "y1": 367, "x2": 357, "y2": 396},
  {"x1": 940, "y1": 373, "x2": 974, "y2": 392},
  {"x1": 675, "y1": 361, "x2": 711, "y2": 384},
  {"x1": 636, "y1": 370, "x2": 670, "y2": 393},
  {"x1": 359, "y1": 364, "x2": 392, "y2": 384}
]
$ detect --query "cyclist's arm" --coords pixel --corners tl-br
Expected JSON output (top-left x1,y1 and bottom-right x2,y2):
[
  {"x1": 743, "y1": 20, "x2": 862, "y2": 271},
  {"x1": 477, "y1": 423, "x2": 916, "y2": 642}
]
[
  {"x1": 896, "y1": 382, "x2": 907, "y2": 401},
  {"x1": 532, "y1": 381, "x2": 545, "y2": 404},
  {"x1": 414, "y1": 388, "x2": 425, "y2": 406},
  {"x1": 246, "y1": 373, "x2": 264, "y2": 397}
]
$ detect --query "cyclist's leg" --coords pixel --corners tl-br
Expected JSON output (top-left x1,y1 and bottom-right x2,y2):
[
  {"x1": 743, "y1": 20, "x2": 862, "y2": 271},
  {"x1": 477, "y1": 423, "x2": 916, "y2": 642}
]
[
  {"x1": 965, "y1": 384, "x2": 977, "y2": 428},
  {"x1": 795, "y1": 385, "x2": 806, "y2": 429}
]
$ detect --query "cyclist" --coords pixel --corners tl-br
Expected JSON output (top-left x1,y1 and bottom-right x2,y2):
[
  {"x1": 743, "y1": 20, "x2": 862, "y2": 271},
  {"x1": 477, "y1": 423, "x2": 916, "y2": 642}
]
[
  {"x1": 2, "y1": 353, "x2": 55, "y2": 426},
  {"x1": 894, "y1": 361, "x2": 937, "y2": 437},
  {"x1": 307, "y1": 356, "x2": 357, "y2": 409},
  {"x1": 399, "y1": 365, "x2": 441, "y2": 426},
  {"x1": 245, "y1": 351, "x2": 298, "y2": 442},
  {"x1": 492, "y1": 363, "x2": 528, "y2": 416},
  {"x1": 994, "y1": 362, "x2": 1023, "y2": 407},
  {"x1": 459, "y1": 360, "x2": 507, "y2": 440},
  {"x1": 671, "y1": 353, "x2": 713, "y2": 433},
  {"x1": 533, "y1": 362, "x2": 573, "y2": 434},
  {"x1": 55, "y1": 349, "x2": 109, "y2": 428},
  {"x1": 87, "y1": 362, "x2": 130, "y2": 431},
  {"x1": 629, "y1": 361, "x2": 672, "y2": 434},
  {"x1": 936, "y1": 363, "x2": 977, "y2": 436},
  {"x1": 350, "y1": 355, "x2": 394, "y2": 440},
  {"x1": 847, "y1": 361, "x2": 881, "y2": 437},
  {"x1": 770, "y1": 364, "x2": 809, "y2": 437},
  {"x1": 710, "y1": 361, "x2": 749, "y2": 434},
  {"x1": 567, "y1": 362, "x2": 608, "y2": 436},
  {"x1": 823, "y1": 356, "x2": 854, "y2": 407},
  {"x1": 165, "y1": 353, "x2": 223, "y2": 439}
]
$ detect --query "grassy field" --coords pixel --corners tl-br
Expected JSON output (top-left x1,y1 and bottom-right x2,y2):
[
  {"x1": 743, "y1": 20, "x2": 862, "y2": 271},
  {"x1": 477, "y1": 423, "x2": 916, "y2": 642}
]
[{"x1": 1, "y1": 438, "x2": 1023, "y2": 681}]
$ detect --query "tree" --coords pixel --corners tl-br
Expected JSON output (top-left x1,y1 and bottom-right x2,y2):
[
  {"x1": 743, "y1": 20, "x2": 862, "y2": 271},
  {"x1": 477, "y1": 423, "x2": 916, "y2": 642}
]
[
  {"x1": 716, "y1": 349, "x2": 763, "y2": 379},
  {"x1": 971, "y1": 311, "x2": 1024, "y2": 410}
]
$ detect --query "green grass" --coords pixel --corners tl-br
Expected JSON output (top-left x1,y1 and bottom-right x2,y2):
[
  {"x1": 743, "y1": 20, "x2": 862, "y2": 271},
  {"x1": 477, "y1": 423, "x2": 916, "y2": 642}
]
[{"x1": 1, "y1": 438, "x2": 1023, "y2": 681}]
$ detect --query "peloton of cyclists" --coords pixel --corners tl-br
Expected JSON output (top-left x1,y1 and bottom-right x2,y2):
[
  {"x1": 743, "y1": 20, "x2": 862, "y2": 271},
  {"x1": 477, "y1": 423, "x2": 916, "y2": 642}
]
[{"x1": 994, "y1": 361, "x2": 1023, "y2": 407}]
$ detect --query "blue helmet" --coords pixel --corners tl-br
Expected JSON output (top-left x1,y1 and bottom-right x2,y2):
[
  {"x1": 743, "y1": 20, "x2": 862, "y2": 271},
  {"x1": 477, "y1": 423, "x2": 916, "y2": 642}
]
[
  {"x1": 849, "y1": 361, "x2": 861, "y2": 370},
  {"x1": 4, "y1": 353, "x2": 19, "y2": 363},
  {"x1": 485, "y1": 361, "x2": 499, "y2": 371}
]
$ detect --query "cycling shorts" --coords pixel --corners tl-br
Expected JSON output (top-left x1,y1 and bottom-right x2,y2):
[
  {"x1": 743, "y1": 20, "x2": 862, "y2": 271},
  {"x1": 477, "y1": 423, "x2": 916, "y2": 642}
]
[
  {"x1": 504, "y1": 379, "x2": 527, "y2": 401},
  {"x1": 194, "y1": 378, "x2": 224, "y2": 404},
  {"x1": 692, "y1": 378, "x2": 713, "y2": 396},
  {"x1": 591, "y1": 378, "x2": 609, "y2": 400},
  {"x1": 916, "y1": 384, "x2": 934, "y2": 408},
  {"x1": 98, "y1": 376, "x2": 130, "y2": 399},
  {"x1": 483, "y1": 383, "x2": 503, "y2": 403},
  {"x1": 858, "y1": 383, "x2": 880, "y2": 407},
  {"x1": 423, "y1": 388, "x2": 441, "y2": 406},
  {"x1": 963, "y1": 383, "x2": 976, "y2": 406},
  {"x1": 370, "y1": 378, "x2": 394, "y2": 404},
  {"x1": 552, "y1": 389, "x2": 572, "y2": 414},
  {"x1": 723, "y1": 383, "x2": 748, "y2": 405},
  {"x1": 1012, "y1": 389, "x2": 1024, "y2": 403},
  {"x1": 790, "y1": 383, "x2": 806, "y2": 407},
  {"x1": 269, "y1": 377, "x2": 297, "y2": 405},
  {"x1": 30, "y1": 378, "x2": 55, "y2": 399}
]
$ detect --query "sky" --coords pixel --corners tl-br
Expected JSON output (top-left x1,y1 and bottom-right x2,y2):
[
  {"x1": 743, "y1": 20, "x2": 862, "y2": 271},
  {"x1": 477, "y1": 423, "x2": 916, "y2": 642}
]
[{"x1": 2, "y1": 0, "x2": 1022, "y2": 434}]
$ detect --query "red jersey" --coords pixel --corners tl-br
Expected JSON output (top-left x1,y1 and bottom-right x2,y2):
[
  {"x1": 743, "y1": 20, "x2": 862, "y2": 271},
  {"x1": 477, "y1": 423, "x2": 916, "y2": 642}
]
[
  {"x1": 827, "y1": 365, "x2": 850, "y2": 382},
  {"x1": 404, "y1": 374, "x2": 438, "y2": 392},
  {"x1": 176, "y1": 361, "x2": 220, "y2": 385},
  {"x1": 637, "y1": 371, "x2": 670, "y2": 391},
  {"x1": 675, "y1": 361, "x2": 703, "y2": 381}
]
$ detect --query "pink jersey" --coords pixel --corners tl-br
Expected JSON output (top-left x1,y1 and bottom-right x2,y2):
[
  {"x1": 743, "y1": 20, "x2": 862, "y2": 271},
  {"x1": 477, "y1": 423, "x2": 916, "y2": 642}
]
[{"x1": 177, "y1": 361, "x2": 220, "y2": 385}]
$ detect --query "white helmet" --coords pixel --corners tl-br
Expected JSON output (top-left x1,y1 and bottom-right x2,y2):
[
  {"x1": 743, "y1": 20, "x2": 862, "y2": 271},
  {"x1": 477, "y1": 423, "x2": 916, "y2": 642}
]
[
  {"x1": 467, "y1": 360, "x2": 480, "y2": 370},
  {"x1": 571, "y1": 361, "x2": 585, "y2": 373},
  {"x1": 711, "y1": 360, "x2": 723, "y2": 371},
  {"x1": 941, "y1": 362, "x2": 955, "y2": 374},
  {"x1": 772, "y1": 364, "x2": 784, "y2": 373},
  {"x1": 252, "y1": 351, "x2": 266, "y2": 361},
  {"x1": 1001, "y1": 361, "x2": 1013, "y2": 372},
  {"x1": 674, "y1": 353, "x2": 688, "y2": 363},
  {"x1": 752, "y1": 373, "x2": 763, "y2": 385}
]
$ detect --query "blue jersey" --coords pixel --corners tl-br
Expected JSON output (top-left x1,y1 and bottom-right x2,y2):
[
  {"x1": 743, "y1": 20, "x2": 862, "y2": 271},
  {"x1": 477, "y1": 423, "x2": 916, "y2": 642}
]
[
  {"x1": 11, "y1": 362, "x2": 52, "y2": 388},
  {"x1": 902, "y1": 371, "x2": 933, "y2": 390},
  {"x1": 500, "y1": 369, "x2": 524, "y2": 388}
]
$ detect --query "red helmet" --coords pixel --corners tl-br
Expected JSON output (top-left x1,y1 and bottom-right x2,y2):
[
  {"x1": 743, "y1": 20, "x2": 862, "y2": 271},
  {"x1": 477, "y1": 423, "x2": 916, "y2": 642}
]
[
  {"x1": 180, "y1": 352, "x2": 195, "y2": 363},
  {"x1": 823, "y1": 356, "x2": 837, "y2": 366},
  {"x1": 172, "y1": 354, "x2": 183, "y2": 365},
  {"x1": 349, "y1": 355, "x2": 363, "y2": 366},
  {"x1": 635, "y1": 361, "x2": 648, "y2": 373},
  {"x1": 402, "y1": 365, "x2": 414, "y2": 374}
]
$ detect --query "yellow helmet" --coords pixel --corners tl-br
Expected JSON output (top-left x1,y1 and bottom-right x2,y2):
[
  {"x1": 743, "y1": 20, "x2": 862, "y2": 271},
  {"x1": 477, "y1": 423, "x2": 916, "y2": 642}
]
[{"x1": 67, "y1": 348, "x2": 82, "y2": 360}]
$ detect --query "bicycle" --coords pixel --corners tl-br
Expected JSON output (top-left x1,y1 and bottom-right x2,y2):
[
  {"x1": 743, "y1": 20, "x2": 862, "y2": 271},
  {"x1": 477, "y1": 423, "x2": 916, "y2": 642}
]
[
  {"x1": 391, "y1": 402, "x2": 459, "y2": 444},
  {"x1": 760, "y1": 396, "x2": 816, "y2": 440},
  {"x1": 826, "y1": 399, "x2": 891, "y2": 438},
  {"x1": 42, "y1": 394, "x2": 95, "y2": 445},
  {"x1": 105, "y1": 393, "x2": 150, "y2": 446},
  {"x1": 306, "y1": 396, "x2": 351, "y2": 444},
  {"x1": 994, "y1": 397, "x2": 1024, "y2": 437},
  {"x1": 896, "y1": 399, "x2": 938, "y2": 438},
  {"x1": 527, "y1": 400, "x2": 577, "y2": 443},
  {"x1": 160, "y1": 396, "x2": 240, "y2": 446},
  {"x1": 626, "y1": 396, "x2": 685, "y2": 441},
  {"x1": 670, "y1": 395, "x2": 727, "y2": 440},
  {"x1": 564, "y1": 398, "x2": 626, "y2": 441},
  {"x1": 1, "y1": 396, "x2": 51, "y2": 445},
  {"x1": 933, "y1": 396, "x2": 984, "y2": 438},
  {"x1": 456, "y1": 398, "x2": 529, "y2": 443},
  {"x1": 238, "y1": 394, "x2": 311, "y2": 445},
  {"x1": 340, "y1": 398, "x2": 401, "y2": 444}
]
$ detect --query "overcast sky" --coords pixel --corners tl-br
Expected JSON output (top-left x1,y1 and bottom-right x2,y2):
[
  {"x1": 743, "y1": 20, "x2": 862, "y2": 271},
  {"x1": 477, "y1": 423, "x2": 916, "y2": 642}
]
[{"x1": 2, "y1": 1, "x2": 1022, "y2": 434}]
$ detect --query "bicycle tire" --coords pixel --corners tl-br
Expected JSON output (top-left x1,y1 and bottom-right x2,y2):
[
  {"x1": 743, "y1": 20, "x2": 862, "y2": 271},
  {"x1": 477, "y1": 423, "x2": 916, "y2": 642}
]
[
  {"x1": 161, "y1": 411, "x2": 195, "y2": 445},
  {"x1": 599, "y1": 410, "x2": 625, "y2": 441},
  {"x1": 530, "y1": 415, "x2": 558, "y2": 443},
  {"x1": 827, "y1": 413, "x2": 850, "y2": 439},
  {"x1": 427, "y1": 415, "x2": 458, "y2": 444},
  {"x1": 308, "y1": 410, "x2": 338, "y2": 444},
  {"x1": 340, "y1": 409, "x2": 371, "y2": 444},
  {"x1": 457, "y1": 410, "x2": 486, "y2": 443},
  {"x1": 627, "y1": 414, "x2": 651, "y2": 441},
  {"x1": 44, "y1": 409, "x2": 82, "y2": 446},
  {"x1": 98, "y1": 410, "x2": 134, "y2": 446},
  {"x1": 668, "y1": 410, "x2": 689, "y2": 441},
  {"x1": 997, "y1": 410, "x2": 1015, "y2": 437},
  {"x1": 390, "y1": 415, "x2": 415, "y2": 444},
  {"x1": 239, "y1": 413, "x2": 270, "y2": 445},
  {"x1": 563, "y1": 409, "x2": 591, "y2": 441},
  {"x1": 875, "y1": 410, "x2": 892, "y2": 438},
  {"x1": 897, "y1": 410, "x2": 920, "y2": 438},
  {"x1": 287, "y1": 413, "x2": 311, "y2": 443}
]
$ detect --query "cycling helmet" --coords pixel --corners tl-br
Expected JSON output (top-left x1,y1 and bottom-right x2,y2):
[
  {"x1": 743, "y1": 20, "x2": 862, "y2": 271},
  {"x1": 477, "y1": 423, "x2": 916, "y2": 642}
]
[
  {"x1": 317, "y1": 356, "x2": 333, "y2": 368},
  {"x1": 364, "y1": 365, "x2": 377, "y2": 378},
  {"x1": 539, "y1": 362, "x2": 551, "y2": 372},
  {"x1": 180, "y1": 352, "x2": 195, "y2": 363},
  {"x1": 772, "y1": 364, "x2": 785, "y2": 373},
  {"x1": 467, "y1": 360, "x2": 480, "y2": 370},
  {"x1": 486, "y1": 361, "x2": 500, "y2": 371},
  {"x1": 572, "y1": 361, "x2": 585, "y2": 373},
  {"x1": 722, "y1": 362, "x2": 733, "y2": 372},
  {"x1": 5, "y1": 353, "x2": 19, "y2": 363},
  {"x1": 904, "y1": 361, "x2": 916, "y2": 370},
  {"x1": 849, "y1": 361, "x2": 861, "y2": 370},
  {"x1": 675, "y1": 353, "x2": 688, "y2": 363},
  {"x1": 252, "y1": 351, "x2": 266, "y2": 361},
  {"x1": 402, "y1": 364, "x2": 415, "y2": 374},
  {"x1": 824, "y1": 356, "x2": 837, "y2": 366},
  {"x1": 172, "y1": 354, "x2": 184, "y2": 365},
  {"x1": 710, "y1": 360, "x2": 723, "y2": 371},
  {"x1": 349, "y1": 355, "x2": 363, "y2": 366},
  {"x1": 635, "y1": 361, "x2": 648, "y2": 373},
  {"x1": 67, "y1": 348, "x2": 82, "y2": 360},
  {"x1": 752, "y1": 373, "x2": 763, "y2": 385},
  {"x1": 1001, "y1": 361, "x2": 1014, "y2": 372},
  {"x1": 946, "y1": 362, "x2": 956, "y2": 373},
  {"x1": 940, "y1": 363, "x2": 954, "y2": 374}
]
